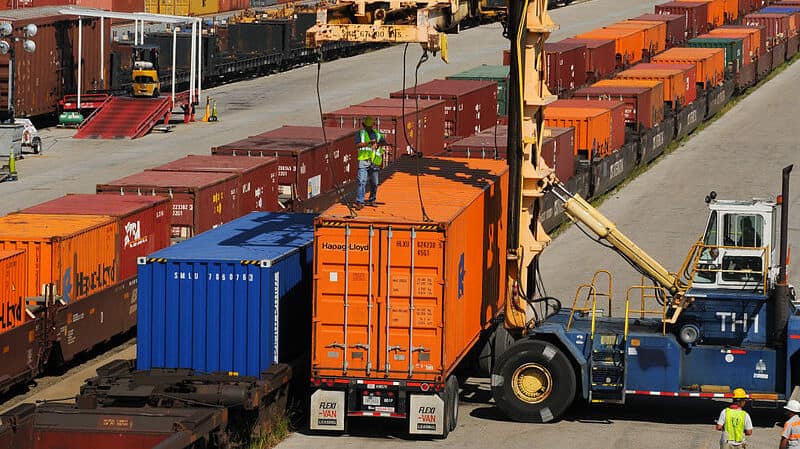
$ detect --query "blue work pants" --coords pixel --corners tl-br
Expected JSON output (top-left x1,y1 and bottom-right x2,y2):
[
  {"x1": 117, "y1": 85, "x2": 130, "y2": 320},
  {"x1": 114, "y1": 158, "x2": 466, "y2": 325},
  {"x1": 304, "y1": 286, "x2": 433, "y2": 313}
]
[{"x1": 357, "y1": 160, "x2": 380, "y2": 204}]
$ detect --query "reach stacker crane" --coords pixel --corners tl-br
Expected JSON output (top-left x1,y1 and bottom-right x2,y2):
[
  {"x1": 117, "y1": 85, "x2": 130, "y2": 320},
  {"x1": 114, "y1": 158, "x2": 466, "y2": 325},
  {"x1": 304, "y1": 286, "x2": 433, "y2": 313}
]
[{"x1": 307, "y1": 0, "x2": 797, "y2": 431}]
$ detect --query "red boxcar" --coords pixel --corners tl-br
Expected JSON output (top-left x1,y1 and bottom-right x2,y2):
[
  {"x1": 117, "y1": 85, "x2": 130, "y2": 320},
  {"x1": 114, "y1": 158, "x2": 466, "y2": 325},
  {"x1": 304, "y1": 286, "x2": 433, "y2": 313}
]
[
  {"x1": 18, "y1": 194, "x2": 171, "y2": 281},
  {"x1": 544, "y1": 41, "x2": 588, "y2": 95},
  {"x1": 655, "y1": 1, "x2": 710, "y2": 37},
  {"x1": 212, "y1": 126, "x2": 358, "y2": 204},
  {"x1": 631, "y1": 13, "x2": 689, "y2": 47},
  {"x1": 556, "y1": 38, "x2": 617, "y2": 82},
  {"x1": 150, "y1": 155, "x2": 281, "y2": 214},
  {"x1": 322, "y1": 99, "x2": 446, "y2": 157},
  {"x1": 390, "y1": 79, "x2": 498, "y2": 138},
  {"x1": 97, "y1": 171, "x2": 239, "y2": 241}
]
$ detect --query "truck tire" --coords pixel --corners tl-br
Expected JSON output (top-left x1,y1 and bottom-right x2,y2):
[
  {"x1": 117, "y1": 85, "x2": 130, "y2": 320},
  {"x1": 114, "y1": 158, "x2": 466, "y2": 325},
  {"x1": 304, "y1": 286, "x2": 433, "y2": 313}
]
[
  {"x1": 446, "y1": 376, "x2": 459, "y2": 432},
  {"x1": 32, "y1": 138, "x2": 42, "y2": 154},
  {"x1": 152, "y1": 88, "x2": 160, "y2": 98},
  {"x1": 491, "y1": 339, "x2": 576, "y2": 423}
]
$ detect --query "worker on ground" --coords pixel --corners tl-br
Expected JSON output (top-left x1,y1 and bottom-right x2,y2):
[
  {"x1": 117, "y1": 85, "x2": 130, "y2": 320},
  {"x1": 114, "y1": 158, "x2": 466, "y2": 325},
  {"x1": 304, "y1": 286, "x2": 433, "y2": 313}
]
[
  {"x1": 355, "y1": 116, "x2": 386, "y2": 210},
  {"x1": 716, "y1": 388, "x2": 753, "y2": 449},
  {"x1": 780, "y1": 399, "x2": 800, "y2": 448}
]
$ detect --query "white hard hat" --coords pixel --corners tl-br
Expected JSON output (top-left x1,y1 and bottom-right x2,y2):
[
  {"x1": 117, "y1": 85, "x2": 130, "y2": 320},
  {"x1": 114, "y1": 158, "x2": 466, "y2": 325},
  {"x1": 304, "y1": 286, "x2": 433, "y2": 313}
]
[{"x1": 785, "y1": 400, "x2": 800, "y2": 413}]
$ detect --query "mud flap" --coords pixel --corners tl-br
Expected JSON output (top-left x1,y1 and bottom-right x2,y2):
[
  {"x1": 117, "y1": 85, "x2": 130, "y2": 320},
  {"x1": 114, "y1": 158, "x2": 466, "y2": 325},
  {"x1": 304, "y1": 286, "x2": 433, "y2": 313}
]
[
  {"x1": 408, "y1": 394, "x2": 445, "y2": 435},
  {"x1": 310, "y1": 389, "x2": 346, "y2": 431}
]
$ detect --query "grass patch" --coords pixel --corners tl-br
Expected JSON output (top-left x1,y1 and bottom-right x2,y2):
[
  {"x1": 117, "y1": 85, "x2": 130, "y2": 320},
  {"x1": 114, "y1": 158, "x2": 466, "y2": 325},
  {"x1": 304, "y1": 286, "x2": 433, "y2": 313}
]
[
  {"x1": 546, "y1": 48, "x2": 800, "y2": 240},
  {"x1": 248, "y1": 412, "x2": 292, "y2": 449}
]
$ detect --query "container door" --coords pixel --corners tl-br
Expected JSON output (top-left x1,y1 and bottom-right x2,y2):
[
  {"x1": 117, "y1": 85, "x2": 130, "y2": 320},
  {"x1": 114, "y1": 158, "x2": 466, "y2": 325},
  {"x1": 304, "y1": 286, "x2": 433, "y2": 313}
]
[
  {"x1": 378, "y1": 226, "x2": 444, "y2": 378},
  {"x1": 314, "y1": 223, "x2": 381, "y2": 376}
]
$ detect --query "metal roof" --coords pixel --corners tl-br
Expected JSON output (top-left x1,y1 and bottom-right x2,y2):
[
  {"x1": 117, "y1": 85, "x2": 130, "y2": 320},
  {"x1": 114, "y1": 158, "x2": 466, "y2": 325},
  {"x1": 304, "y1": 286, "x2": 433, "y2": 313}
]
[{"x1": 57, "y1": 7, "x2": 194, "y2": 24}]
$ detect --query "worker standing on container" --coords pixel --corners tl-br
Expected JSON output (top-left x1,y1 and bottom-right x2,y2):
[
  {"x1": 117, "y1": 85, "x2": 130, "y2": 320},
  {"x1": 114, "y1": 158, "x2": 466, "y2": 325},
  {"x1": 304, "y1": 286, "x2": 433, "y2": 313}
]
[
  {"x1": 715, "y1": 388, "x2": 753, "y2": 449},
  {"x1": 780, "y1": 400, "x2": 800, "y2": 448},
  {"x1": 355, "y1": 116, "x2": 386, "y2": 209}
]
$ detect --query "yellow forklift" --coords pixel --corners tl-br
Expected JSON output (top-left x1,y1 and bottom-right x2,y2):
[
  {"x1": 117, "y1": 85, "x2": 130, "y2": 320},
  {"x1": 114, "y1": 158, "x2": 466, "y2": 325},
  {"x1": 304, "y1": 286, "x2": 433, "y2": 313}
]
[{"x1": 131, "y1": 45, "x2": 161, "y2": 98}]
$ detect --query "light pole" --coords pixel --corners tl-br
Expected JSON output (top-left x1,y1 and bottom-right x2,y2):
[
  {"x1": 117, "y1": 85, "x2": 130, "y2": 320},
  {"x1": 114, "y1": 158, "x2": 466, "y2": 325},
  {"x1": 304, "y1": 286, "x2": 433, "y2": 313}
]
[{"x1": 0, "y1": 22, "x2": 37, "y2": 124}]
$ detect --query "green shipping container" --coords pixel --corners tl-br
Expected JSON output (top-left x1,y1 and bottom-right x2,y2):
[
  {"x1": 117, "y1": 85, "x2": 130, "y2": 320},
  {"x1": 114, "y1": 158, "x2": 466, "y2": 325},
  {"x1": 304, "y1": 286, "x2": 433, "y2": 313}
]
[
  {"x1": 687, "y1": 37, "x2": 743, "y2": 71},
  {"x1": 447, "y1": 65, "x2": 510, "y2": 116}
]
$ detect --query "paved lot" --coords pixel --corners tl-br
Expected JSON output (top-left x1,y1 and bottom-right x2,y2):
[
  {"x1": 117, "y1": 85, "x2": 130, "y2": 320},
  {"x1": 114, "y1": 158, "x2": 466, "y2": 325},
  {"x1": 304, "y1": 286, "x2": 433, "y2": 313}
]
[{"x1": 2, "y1": 0, "x2": 798, "y2": 447}]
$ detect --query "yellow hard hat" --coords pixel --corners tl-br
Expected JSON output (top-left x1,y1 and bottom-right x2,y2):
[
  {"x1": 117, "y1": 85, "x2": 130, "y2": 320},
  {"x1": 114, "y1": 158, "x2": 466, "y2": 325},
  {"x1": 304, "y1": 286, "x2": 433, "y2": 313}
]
[
  {"x1": 362, "y1": 116, "x2": 374, "y2": 127},
  {"x1": 732, "y1": 388, "x2": 747, "y2": 399}
]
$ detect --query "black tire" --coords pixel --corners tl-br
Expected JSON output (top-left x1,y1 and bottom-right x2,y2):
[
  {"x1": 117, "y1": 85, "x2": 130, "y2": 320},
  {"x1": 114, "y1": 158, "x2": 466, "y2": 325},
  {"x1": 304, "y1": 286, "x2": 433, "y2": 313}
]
[
  {"x1": 434, "y1": 386, "x2": 452, "y2": 439},
  {"x1": 32, "y1": 138, "x2": 41, "y2": 154},
  {"x1": 491, "y1": 339, "x2": 576, "y2": 423},
  {"x1": 447, "y1": 376, "x2": 459, "y2": 432},
  {"x1": 152, "y1": 88, "x2": 160, "y2": 98}
]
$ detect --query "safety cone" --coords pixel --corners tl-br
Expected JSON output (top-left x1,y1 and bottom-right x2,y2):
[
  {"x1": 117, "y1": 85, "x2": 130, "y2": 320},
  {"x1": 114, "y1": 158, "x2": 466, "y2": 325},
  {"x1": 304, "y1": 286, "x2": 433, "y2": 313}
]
[{"x1": 202, "y1": 97, "x2": 211, "y2": 122}]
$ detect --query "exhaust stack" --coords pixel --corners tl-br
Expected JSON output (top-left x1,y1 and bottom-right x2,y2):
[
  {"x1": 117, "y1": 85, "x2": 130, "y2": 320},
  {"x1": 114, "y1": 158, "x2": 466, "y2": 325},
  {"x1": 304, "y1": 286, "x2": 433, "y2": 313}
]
[{"x1": 770, "y1": 164, "x2": 792, "y2": 348}]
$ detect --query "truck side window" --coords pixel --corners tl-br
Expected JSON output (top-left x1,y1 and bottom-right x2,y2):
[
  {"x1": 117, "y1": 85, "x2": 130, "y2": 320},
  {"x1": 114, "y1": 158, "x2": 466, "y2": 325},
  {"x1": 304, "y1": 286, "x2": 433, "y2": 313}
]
[
  {"x1": 695, "y1": 211, "x2": 717, "y2": 283},
  {"x1": 723, "y1": 214, "x2": 762, "y2": 248}
]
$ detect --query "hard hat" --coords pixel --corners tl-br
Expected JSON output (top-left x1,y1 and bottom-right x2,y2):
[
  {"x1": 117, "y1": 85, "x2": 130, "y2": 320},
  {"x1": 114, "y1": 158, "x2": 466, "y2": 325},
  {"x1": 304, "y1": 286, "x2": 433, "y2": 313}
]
[
  {"x1": 786, "y1": 400, "x2": 800, "y2": 413},
  {"x1": 362, "y1": 116, "x2": 374, "y2": 127},
  {"x1": 732, "y1": 388, "x2": 748, "y2": 399}
]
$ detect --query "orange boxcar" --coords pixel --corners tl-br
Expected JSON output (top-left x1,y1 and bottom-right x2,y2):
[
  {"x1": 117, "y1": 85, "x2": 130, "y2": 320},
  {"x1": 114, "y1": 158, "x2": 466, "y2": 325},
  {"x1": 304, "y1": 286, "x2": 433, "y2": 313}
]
[
  {"x1": 593, "y1": 79, "x2": 666, "y2": 107},
  {"x1": 615, "y1": 68, "x2": 688, "y2": 108},
  {"x1": 0, "y1": 249, "x2": 26, "y2": 334},
  {"x1": 633, "y1": 63, "x2": 698, "y2": 104},
  {"x1": 310, "y1": 157, "x2": 508, "y2": 436},
  {"x1": 709, "y1": 27, "x2": 762, "y2": 60},
  {"x1": 548, "y1": 99, "x2": 627, "y2": 152},
  {"x1": 652, "y1": 47, "x2": 726, "y2": 88},
  {"x1": 724, "y1": 0, "x2": 740, "y2": 21},
  {"x1": 606, "y1": 20, "x2": 668, "y2": 55},
  {"x1": 544, "y1": 106, "x2": 612, "y2": 159},
  {"x1": 684, "y1": 0, "x2": 726, "y2": 26},
  {"x1": 0, "y1": 214, "x2": 118, "y2": 303},
  {"x1": 576, "y1": 28, "x2": 646, "y2": 65}
]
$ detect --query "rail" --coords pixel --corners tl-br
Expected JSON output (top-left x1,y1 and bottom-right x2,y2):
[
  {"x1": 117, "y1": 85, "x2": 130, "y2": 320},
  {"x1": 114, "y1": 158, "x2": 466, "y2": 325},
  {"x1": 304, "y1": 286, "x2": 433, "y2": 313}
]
[
  {"x1": 623, "y1": 279, "x2": 669, "y2": 340},
  {"x1": 566, "y1": 270, "x2": 613, "y2": 338},
  {"x1": 75, "y1": 95, "x2": 114, "y2": 129},
  {"x1": 679, "y1": 241, "x2": 770, "y2": 292}
]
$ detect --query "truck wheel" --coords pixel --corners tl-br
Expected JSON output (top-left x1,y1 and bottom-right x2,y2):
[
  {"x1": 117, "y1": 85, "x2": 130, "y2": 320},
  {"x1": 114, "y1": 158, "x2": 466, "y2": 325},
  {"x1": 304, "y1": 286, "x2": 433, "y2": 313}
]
[
  {"x1": 152, "y1": 88, "x2": 160, "y2": 98},
  {"x1": 446, "y1": 376, "x2": 459, "y2": 432},
  {"x1": 32, "y1": 138, "x2": 41, "y2": 154},
  {"x1": 491, "y1": 339, "x2": 576, "y2": 423}
]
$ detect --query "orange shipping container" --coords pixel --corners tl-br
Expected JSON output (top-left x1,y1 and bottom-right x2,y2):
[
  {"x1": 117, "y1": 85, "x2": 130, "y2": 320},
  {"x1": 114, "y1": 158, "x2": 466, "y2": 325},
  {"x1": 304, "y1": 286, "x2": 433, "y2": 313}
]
[
  {"x1": 652, "y1": 47, "x2": 726, "y2": 88},
  {"x1": 684, "y1": 0, "x2": 726, "y2": 26},
  {"x1": 544, "y1": 106, "x2": 612, "y2": 159},
  {"x1": 615, "y1": 68, "x2": 688, "y2": 108},
  {"x1": 576, "y1": 28, "x2": 646, "y2": 65},
  {"x1": 709, "y1": 27, "x2": 761, "y2": 60},
  {"x1": 0, "y1": 250, "x2": 26, "y2": 334},
  {"x1": 310, "y1": 157, "x2": 508, "y2": 434},
  {"x1": 606, "y1": 21, "x2": 668, "y2": 55},
  {"x1": 724, "y1": 0, "x2": 740, "y2": 21},
  {"x1": 0, "y1": 215, "x2": 118, "y2": 304}
]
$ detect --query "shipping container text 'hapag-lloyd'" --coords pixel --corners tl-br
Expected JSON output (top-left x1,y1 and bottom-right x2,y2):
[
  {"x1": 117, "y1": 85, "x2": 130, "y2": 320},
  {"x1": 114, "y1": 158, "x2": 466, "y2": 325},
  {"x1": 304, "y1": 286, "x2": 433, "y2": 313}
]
[
  {"x1": 0, "y1": 296, "x2": 22, "y2": 330},
  {"x1": 321, "y1": 239, "x2": 442, "y2": 253},
  {"x1": 62, "y1": 262, "x2": 116, "y2": 303}
]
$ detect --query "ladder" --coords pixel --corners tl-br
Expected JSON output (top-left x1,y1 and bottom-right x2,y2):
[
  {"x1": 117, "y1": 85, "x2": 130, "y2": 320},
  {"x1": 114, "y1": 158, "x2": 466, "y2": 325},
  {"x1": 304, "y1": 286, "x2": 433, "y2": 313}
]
[{"x1": 589, "y1": 333, "x2": 626, "y2": 404}]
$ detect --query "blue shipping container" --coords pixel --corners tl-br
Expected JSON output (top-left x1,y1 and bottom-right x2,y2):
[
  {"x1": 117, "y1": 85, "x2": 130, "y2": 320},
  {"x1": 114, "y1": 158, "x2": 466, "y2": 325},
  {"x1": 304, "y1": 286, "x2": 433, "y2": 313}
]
[{"x1": 137, "y1": 212, "x2": 315, "y2": 378}]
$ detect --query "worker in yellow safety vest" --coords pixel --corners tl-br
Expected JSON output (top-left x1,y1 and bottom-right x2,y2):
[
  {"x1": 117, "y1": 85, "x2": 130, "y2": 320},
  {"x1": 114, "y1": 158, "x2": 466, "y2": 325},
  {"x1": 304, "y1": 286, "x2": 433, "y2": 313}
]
[
  {"x1": 354, "y1": 116, "x2": 386, "y2": 209},
  {"x1": 716, "y1": 388, "x2": 753, "y2": 448}
]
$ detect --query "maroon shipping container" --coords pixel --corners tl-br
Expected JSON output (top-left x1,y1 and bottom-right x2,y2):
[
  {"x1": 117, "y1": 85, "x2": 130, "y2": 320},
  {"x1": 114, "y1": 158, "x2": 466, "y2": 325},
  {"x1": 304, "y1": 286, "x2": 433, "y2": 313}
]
[
  {"x1": 557, "y1": 38, "x2": 617, "y2": 81},
  {"x1": 655, "y1": 2, "x2": 710, "y2": 37},
  {"x1": 97, "y1": 171, "x2": 239, "y2": 240},
  {"x1": 631, "y1": 14, "x2": 689, "y2": 46},
  {"x1": 389, "y1": 79, "x2": 498, "y2": 138},
  {"x1": 17, "y1": 194, "x2": 171, "y2": 281},
  {"x1": 212, "y1": 126, "x2": 358, "y2": 203},
  {"x1": 0, "y1": 8, "x2": 111, "y2": 118},
  {"x1": 544, "y1": 42, "x2": 588, "y2": 95},
  {"x1": 573, "y1": 85, "x2": 663, "y2": 131},
  {"x1": 548, "y1": 99, "x2": 627, "y2": 151},
  {"x1": 446, "y1": 126, "x2": 576, "y2": 181},
  {"x1": 321, "y1": 99, "x2": 445, "y2": 157},
  {"x1": 744, "y1": 13, "x2": 793, "y2": 45},
  {"x1": 149, "y1": 155, "x2": 280, "y2": 214}
]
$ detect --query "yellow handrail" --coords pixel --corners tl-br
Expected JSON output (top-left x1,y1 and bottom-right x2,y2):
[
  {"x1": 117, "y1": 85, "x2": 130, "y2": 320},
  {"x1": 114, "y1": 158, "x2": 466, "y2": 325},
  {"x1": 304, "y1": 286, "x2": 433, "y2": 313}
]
[
  {"x1": 591, "y1": 270, "x2": 613, "y2": 317},
  {"x1": 624, "y1": 283, "x2": 669, "y2": 340},
  {"x1": 566, "y1": 284, "x2": 596, "y2": 332}
]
